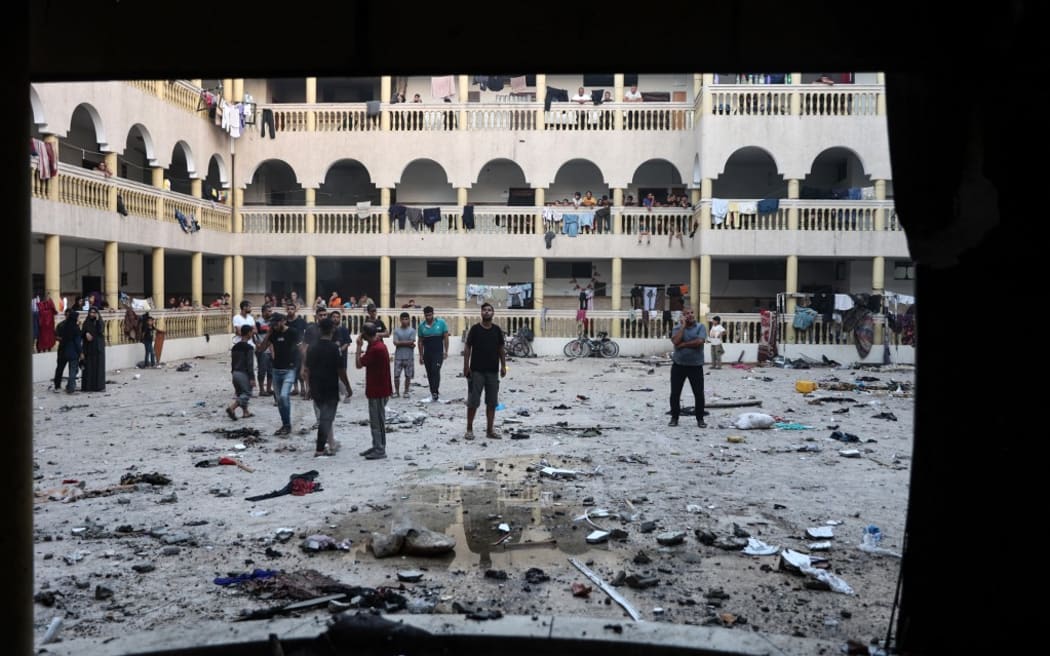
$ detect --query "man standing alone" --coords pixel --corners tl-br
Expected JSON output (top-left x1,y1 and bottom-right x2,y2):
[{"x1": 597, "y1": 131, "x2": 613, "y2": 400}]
[
  {"x1": 668, "y1": 307, "x2": 707, "y2": 428},
  {"x1": 463, "y1": 303, "x2": 506, "y2": 440},
  {"x1": 304, "y1": 318, "x2": 343, "y2": 456}
]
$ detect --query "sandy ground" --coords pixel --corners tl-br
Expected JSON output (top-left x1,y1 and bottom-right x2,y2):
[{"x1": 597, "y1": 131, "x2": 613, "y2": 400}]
[{"x1": 31, "y1": 347, "x2": 915, "y2": 654}]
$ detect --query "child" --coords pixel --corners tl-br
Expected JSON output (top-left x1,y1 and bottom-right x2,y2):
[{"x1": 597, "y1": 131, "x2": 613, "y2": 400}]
[
  {"x1": 227, "y1": 323, "x2": 256, "y2": 419},
  {"x1": 355, "y1": 322, "x2": 392, "y2": 459}
]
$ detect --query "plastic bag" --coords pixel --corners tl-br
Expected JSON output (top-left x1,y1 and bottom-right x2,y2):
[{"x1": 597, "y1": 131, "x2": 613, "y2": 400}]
[{"x1": 733, "y1": 412, "x2": 775, "y2": 430}]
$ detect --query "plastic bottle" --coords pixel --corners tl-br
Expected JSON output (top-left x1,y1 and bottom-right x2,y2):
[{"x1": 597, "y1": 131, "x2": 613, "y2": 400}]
[{"x1": 862, "y1": 524, "x2": 883, "y2": 548}]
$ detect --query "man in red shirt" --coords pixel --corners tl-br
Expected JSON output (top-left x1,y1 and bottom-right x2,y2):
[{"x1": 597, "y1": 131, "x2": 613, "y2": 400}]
[{"x1": 354, "y1": 321, "x2": 392, "y2": 459}]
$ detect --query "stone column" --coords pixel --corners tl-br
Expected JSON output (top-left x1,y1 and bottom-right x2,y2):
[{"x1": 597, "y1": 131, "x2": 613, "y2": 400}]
[
  {"x1": 872, "y1": 256, "x2": 886, "y2": 343},
  {"x1": 613, "y1": 74, "x2": 624, "y2": 130},
  {"x1": 787, "y1": 178, "x2": 800, "y2": 230},
  {"x1": 612, "y1": 188, "x2": 623, "y2": 235},
  {"x1": 233, "y1": 255, "x2": 244, "y2": 307},
  {"x1": 457, "y1": 187, "x2": 468, "y2": 233},
  {"x1": 691, "y1": 257, "x2": 702, "y2": 319},
  {"x1": 190, "y1": 178, "x2": 202, "y2": 199},
  {"x1": 104, "y1": 241, "x2": 118, "y2": 310},
  {"x1": 223, "y1": 256, "x2": 233, "y2": 299},
  {"x1": 380, "y1": 188, "x2": 391, "y2": 234},
  {"x1": 44, "y1": 235, "x2": 60, "y2": 307},
  {"x1": 192, "y1": 251, "x2": 203, "y2": 334},
  {"x1": 44, "y1": 135, "x2": 60, "y2": 201},
  {"x1": 785, "y1": 255, "x2": 798, "y2": 342},
  {"x1": 305, "y1": 187, "x2": 316, "y2": 234},
  {"x1": 152, "y1": 166, "x2": 165, "y2": 221},
  {"x1": 306, "y1": 77, "x2": 317, "y2": 132},
  {"x1": 380, "y1": 76, "x2": 391, "y2": 131},
  {"x1": 533, "y1": 257, "x2": 545, "y2": 337},
  {"x1": 233, "y1": 187, "x2": 244, "y2": 234},
  {"x1": 152, "y1": 247, "x2": 165, "y2": 330},
  {"x1": 533, "y1": 187, "x2": 545, "y2": 235},
  {"x1": 456, "y1": 256, "x2": 467, "y2": 336},
  {"x1": 306, "y1": 255, "x2": 316, "y2": 312},
  {"x1": 876, "y1": 72, "x2": 886, "y2": 116},
  {"x1": 379, "y1": 255, "x2": 390, "y2": 309},
  {"x1": 458, "y1": 75, "x2": 469, "y2": 131},
  {"x1": 791, "y1": 72, "x2": 802, "y2": 115},
  {"x1": 874, "y1": 179, "x2": 887, "y2": 230},
  {"x1": 191, "y1": 251, "x2": 202, "y2": 307},
  {"x1": 700, "y1": 178, "x2": 712, "y2": 233},
  {"x1": 535, "y1": 74, "x2": 546, "y2": 129},
  {"x1": 611, "y1": 257, "x2": 622, "y2": 338},
  {"x1": 232, "y1": 79, "x2": 244, "y2": 102},
  {"x1": 699, "y1": 255, "x2": 712, "y2": 322},
  {"x1": 105, "y1": 152, "x2": 118, "y2": 212},
  {"x1": 701, "y1": 73, "x2": 714, "y2": 115}
]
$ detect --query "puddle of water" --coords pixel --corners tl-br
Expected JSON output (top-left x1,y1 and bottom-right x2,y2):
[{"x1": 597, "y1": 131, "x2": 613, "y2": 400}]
[{"x1": 333, "y1": 455, "x2": 623, "y2": 571}]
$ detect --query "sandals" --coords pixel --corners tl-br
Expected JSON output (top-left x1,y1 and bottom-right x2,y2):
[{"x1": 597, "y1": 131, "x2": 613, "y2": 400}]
[{"x1": 225, "y1": 407, "x2": 237, "y2": 420}]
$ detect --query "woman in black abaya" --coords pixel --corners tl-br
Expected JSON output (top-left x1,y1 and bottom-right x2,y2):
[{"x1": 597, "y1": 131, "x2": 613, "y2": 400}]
[{"x1": 80, "y1": 306, "x2": 106, "y2": 392}]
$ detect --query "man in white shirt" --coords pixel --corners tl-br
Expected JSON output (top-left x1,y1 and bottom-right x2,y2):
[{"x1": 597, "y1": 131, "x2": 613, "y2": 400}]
[
  {"x1": 624, "y1": 84, "x2": 643, "y2": 102},
  {"x1": 708, "y1": 315, "x2": 726, "y2": 369},
  {"x1": 232, "y1": 300, "x2": 256, "y2": 344}
]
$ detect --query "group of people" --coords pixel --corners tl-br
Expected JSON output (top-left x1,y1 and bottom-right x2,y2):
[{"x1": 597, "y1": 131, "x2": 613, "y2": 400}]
[
  {"x1": 51, "y1": 306, "x2": 108, "y2": 394},
  {"x1": 225, "y1": 299, "x2": 467, "y2": 460}
]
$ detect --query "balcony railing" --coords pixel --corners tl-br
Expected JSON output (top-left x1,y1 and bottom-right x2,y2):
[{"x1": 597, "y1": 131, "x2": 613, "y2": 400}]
[
  {"x1": 127, "y1": 80, "x2": 211, "y2": 116},
  {"x1": 31, "y1": 308, "x2": 912, "y2": 357},
  {"x1": 30, "y1": 161, "x2": 232, "y2": 231},
  {"x1": 705, "y1": 84, "x2": 882, "y2": 117}
]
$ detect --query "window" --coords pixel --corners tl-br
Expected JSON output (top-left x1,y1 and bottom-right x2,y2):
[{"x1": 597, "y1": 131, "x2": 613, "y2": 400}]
[
  {"x1": 507, "y1": 188, "x2": 535, "y2": 206},
  {"x1": 894, "y1": 261, "x2": 915, "y2": 280},
  {"x1": 427, "y1": 260, "x2": 484, "y2": 278},
  {"x1": 545, "y1": 261, "x2": 592, "y2": 279},
  {"x1": 728, "y1": 261, "x2": 785, "y2": 280}
]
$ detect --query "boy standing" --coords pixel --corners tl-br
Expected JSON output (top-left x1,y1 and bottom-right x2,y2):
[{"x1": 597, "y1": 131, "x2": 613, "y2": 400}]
[
  {"x1": 708, "y1": 315, "x2": 726, "y2": 370},
  {"x1": 392, "y1": 311, "x2": 416, "y2": 398},
  {"x1": 355, "y1": 322, "x2": 393, "y2": 460},
  {"x1": 226, "y1": 323, "x2": 256, "y2": 419}
]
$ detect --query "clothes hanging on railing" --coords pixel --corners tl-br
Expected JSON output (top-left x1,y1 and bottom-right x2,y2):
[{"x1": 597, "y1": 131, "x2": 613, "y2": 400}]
[
  {"x1": 757, "y1": 198, "x2": 780, "y2": 214},
  {"x1": 462, "y1": 204, "x2": 475, "y2": 230},
  {"x1": 406, "y1": 207, "x2": 424, "y2": 230},
  {"x1": 422, "y1": 207, "x2": 441, "y2": 231},
  {"x1": 544, "y1": 87, "x2": 568, "y2": 111},
  {"x1": 391, "y1": 203, "x2": 408, "y2": 230}
]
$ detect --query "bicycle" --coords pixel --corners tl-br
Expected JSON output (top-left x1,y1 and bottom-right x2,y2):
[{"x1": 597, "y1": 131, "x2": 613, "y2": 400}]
[
  {"x1": 563, "y1": 331, "x2": 619, "y2": 359},
  {"x1": 507, "y1": 325, "x2": 535, "y2": 358}
]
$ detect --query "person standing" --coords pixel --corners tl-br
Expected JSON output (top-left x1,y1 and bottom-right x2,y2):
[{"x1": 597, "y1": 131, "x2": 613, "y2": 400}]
[
  {"x1": 463, "y1": 302, "x2": 507, "y2": 440},
  {"x1": 79, "y1": 306, "x2": 106, "y2": 392},
  {"x1": 417, "y1": 305, "x2": 449, "y2": 402},
  {"x1": 392, "y1": 312, "x2": 416, "y2": 398},
  {"x1": 255, "y1": 304, "x2": 274, "y2": 397},
  {"x1": 256, "y1": 312, "x2": 299, "y2": 435},
  {"x1": 327, "y1": 309, "x2": 354, "y2": 402},
  {"x1": 668, "y1": 307, "x2": 707, "y2": 428},
  {"x1": 299, "y1": 306, "x2": 327, "y2": 403},
  {"x1": 53, "y1": 309, "x2": 82, "y2": 393},
  {"x1": 364, "y1": 302, "x2": 390, "y2": 339},
  {"x1": 355, "y1": 322, "x2": 392, "y2": 460},
  {"x1": 140, "y1": 312, "x2": 157, "y2": 368},
  {"x1": 708, "y1": 315, "x2": 726, "y2": 370},
  {"x1": 304, "y1": 317, "x2": 343, "y2": 456},
  {"x1": 226, "y1": 323, "x2": 256, "y2": 420},
  {"x1": 285, "y1": 303, "x2": 306, "y2": 396},
  {"x1": 232, "y1": 300, "x2": 255, "y2": 344}
]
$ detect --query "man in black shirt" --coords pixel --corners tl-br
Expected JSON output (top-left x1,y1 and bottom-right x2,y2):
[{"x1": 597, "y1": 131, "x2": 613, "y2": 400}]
[
  {"x1": 285, "y1": 303, "x2": 307, "y2": 396},
  {"x1": 364, "y1": 303, "x2": 390, "y2": 339},
  {"x1": 303, "y1": 318, "x2": 343, "y2": 456},
  {"x1": 463, "y1": 303, "x2": 506, "y2": 440},
  {"x1": 226, "y1": 323, "x2": 256, "y2": 420},
  {"x1": 257, "y1": 312, "x2": 299, "y2": 435}
]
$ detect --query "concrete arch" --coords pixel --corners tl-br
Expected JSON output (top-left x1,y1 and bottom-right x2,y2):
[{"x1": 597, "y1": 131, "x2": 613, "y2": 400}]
[
  {"x1": 473, "y1": 157, "x2": 527, "y2": 187},
  {"x1": 244, "y1": 159, "x2": 303, "y2": 205},
  {"x1": 547, "y1": 158, "x2": 610, "y2": 202},
  {"x1": 243, "y1": 158, "x2": 300, "y2": 189},
  {"x1": 171, "y1": 141, "x2": 197, "y2": 178},
  {"x1": 396, "y1": 158, "x2": 456, "y2": 204},
  {"x1": 205, "y1": 153, "x2": 229, "y2": 189},
  {"x1": 125, "y1": 123, "x2": 159, "y2": 167},
  {"x1": 70, "y1": 102, "x2": 109, "y2": 152},
  {"x1": 320, "y1": 157, "x2": 375, "y2": 187},
  {"x1": 629, "y1": 158, "x2": 687, "y2": 185},
  {"x1": 804, "y1": 145, "x2": 869, "y2": 179},
  {"x1": 318, "y1": 158, "x2": 376, "y2": 206},
  {"x1": 29, "y1": 86, "x2": 46, "y2": 131},
  {"x1": 711, "y1": 145, "x2": 782, "y2": 179}
]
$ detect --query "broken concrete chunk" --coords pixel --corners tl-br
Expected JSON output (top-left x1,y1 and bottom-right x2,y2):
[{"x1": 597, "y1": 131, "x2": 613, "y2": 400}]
[
  {"x1": 369, "y1": 532, "x2": 404, "y2": 558},
  {"x1": 402, "y1": 527, "x2": 456, "y2": 556},
  {"x1": 656, "y1": 531, "x2": 686, "y2": 546},
  {"x1": 806, "y1": 526, "x2": 835, "y2": 539},
  {"x1": 397, "y1": 570, "x2": 425, "y2": 583},
  {"x1": 586, "y1": 530, "x2": 610, "y2": 544}
]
